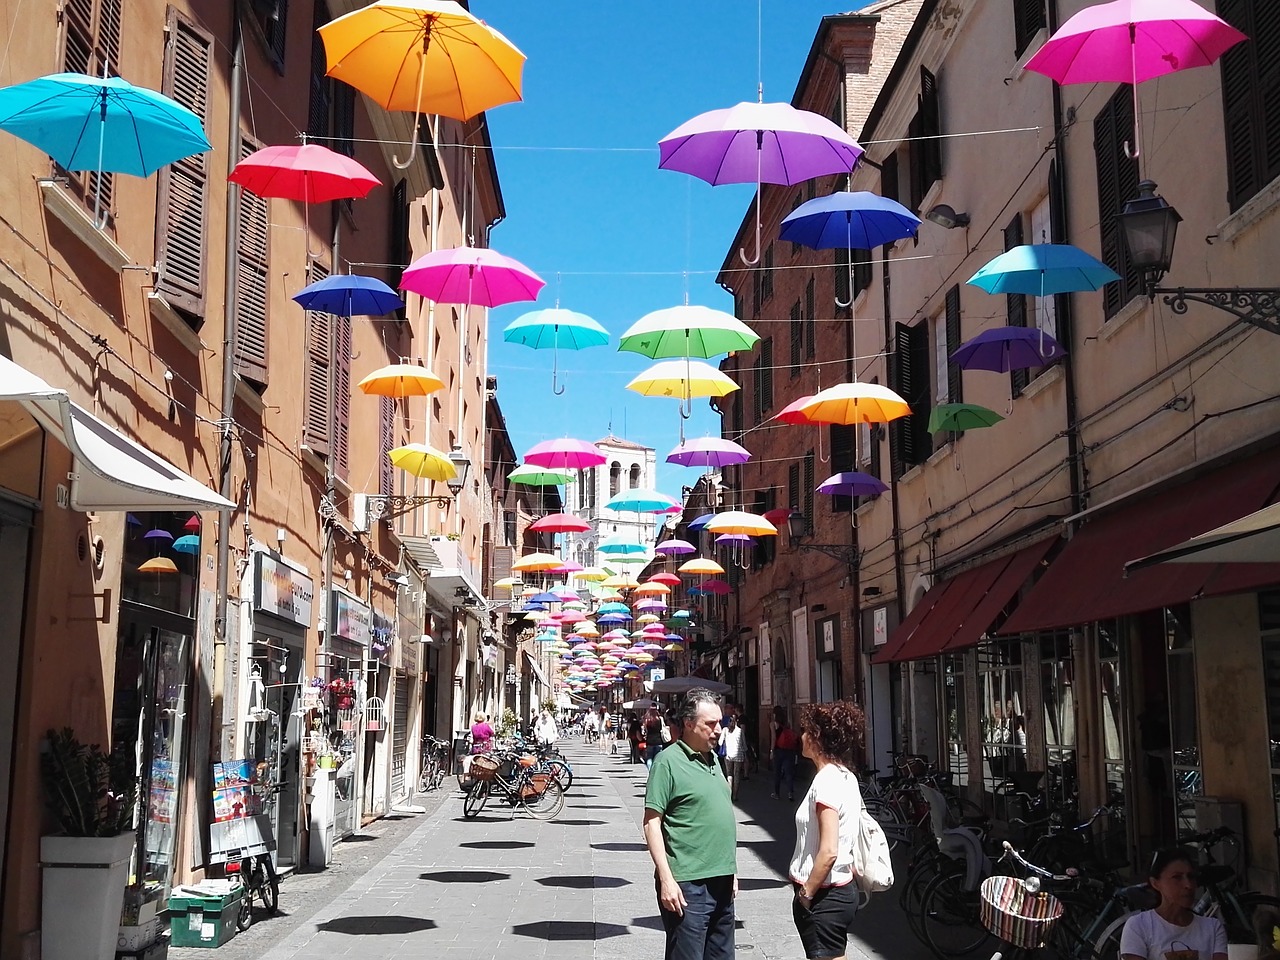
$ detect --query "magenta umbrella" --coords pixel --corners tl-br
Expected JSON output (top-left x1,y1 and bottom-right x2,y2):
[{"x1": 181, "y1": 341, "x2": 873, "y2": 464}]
[
  {"x1": 400, "y1": 245, "x2": 544, "y2": 307},
  {"x1": 659, "y1": 100, "x2": 864, "y2": 264},
  {"x1": 667, "y1": 436, "x2": 751, "y2": 469},
  {"x1": 524, "y1": 438, "x2": 607, "y2": 470},
  {"x1": 1025, "y1": 0, "x2": 1246, "y2": 159}
]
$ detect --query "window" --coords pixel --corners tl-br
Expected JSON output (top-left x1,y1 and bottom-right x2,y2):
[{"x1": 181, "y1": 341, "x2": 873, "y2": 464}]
[
  {"x1": 731, "y1": 379, "x2": 743, "y2": 437},
  {"x1": 790, "y1": 191, "x2": 803, "y2": 257},
  {"x1": 835, "y1": 248, "x2": 873, "y2": 308},
  {"x1": 752, "y1": 489, "x2": 777, "y2": 568},
  {"x1": 1165, "y1": 605, "x2": 1201, "y2": 837},
  {"x1": 308, "y1": 0, "x2": 331, "y2": 140},
  {"x1": 761, "y1": 245, "x2": 775, "y2": 302},
  {"x1": 889, "y1": 322, "x2": 932, "y2": 474},
  {"x1": 943, "y1": 654, "x2": 969, "y2": 787},
  {"x1": 788, "y1": 462, "x2": 800, "y2": 511},
  {"x1": 628, "y1": 464, "x2": 640, "y2": 489},
  {"x1": 251, "y1": 0, "x2": 288, "y2": 72},
  {"x1": 941, "y1": 286, "x2": 964, "y2": 437},
  {"x1": 1028, "y1": 195, "x2": 1056, "y2": 340},
  {"x1": 303, "y1": 261, "x2": 331, "y2": 456},
  {"x1": 790, "y1": 301, "x2": 803, "y2": 374},
  {"x1": 609, "y1": 462, "x2": 621, "y2": 498},
  {"x1": 1218, "y1": 2, "x2": 1280, "y2": 211},
  {"x1": 1259, "y1": 591, "x2": 1280, "y2": 841},
  {"x1": 1040, "y1": 633, "x2": 1077, "y2": 814},
  {"x1": 155, "y1": 8, "x2": 212, "y2": 322},
  {"x1": 1094, "y1": 87, "x2": 1141, "y2": 319},
  {"x1": 829, "y1": 424, "x2": 855, "y2": 513},
  {"x1": 804, "y1": 277, "x2": 816, "y2": 358},
  {"x1": 979, "y1": 639, "x2": 1026, "y2": 807},
  {"x1": 1014, "y1": 0, "x2": 1047, "y2": 59},
  {"x1": 882, "y1": 152, "x2": 900, "y2": 206},
  {"x1": 503, "y1": 510, "x2": 517, "y2": 547},
  {"x1": 909, "y1": 66, "x2": 943, "y2": 211},
  {"x1": 752, "y1": 338, "x2": 774, "y2": 424},
  {"x1": 235, "y1": 136, "x2": 271, "y2": 388},
  {"x1": 378, "y1": 395, "x2": 395, "y2": 496},
  {"x1": 1004, "y1": 214, "x2": 1031, "y2": 396},
  {"x1": 334, "y1": 83, "x2": 356, "y2": 158},
  {"x1": 390, "y1": 180, "x2": 409, "y2": 321},
  {"x1": 57, "y1": 0, "x2": 122, "y2": 218}
]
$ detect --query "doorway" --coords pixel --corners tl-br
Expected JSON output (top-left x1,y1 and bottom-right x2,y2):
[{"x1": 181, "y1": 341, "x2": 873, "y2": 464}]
[
  {"x1": 0, "y1": 498, "x2": 32, "y2": 909},
  {"x1": 245, "y1": 634, "x2": 302, "y2": 869}
]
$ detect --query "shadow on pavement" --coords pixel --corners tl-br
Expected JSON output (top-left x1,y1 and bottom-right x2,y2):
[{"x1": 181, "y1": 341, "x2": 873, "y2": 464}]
[
  {"x1": 738, "y1": 877, "x2": 790, "y2": 891},
  {"x1": 592, "y1": 841, "x2": 647, "y2": 851},
  {"x1": 341, "y1": 834, "x2": 377, "y2": 842},
  {"x1": 419, "y1": 870, "x2": 510, "y2": 883},
  {"x1": 536, "y1": 875, "x2": 631, "y2": 888},
  {"x1": 459, "y1": 840, "x2": 534, "y2": 850},
  {"x1": 552, "y1": 818, "x2": 606, "y2": 826},
  {"x1": 510, "y1": 920, "x2": 630, "y2": 940},
  {"x1": 569, "y1": 804, "x2": 620, "y2": 809},
  {"x1": 317, "y1": 916, "x2": 437, "y2": 935},
  {"x1": 628, "y1": 915, "x2": 664, "y2": 931}
]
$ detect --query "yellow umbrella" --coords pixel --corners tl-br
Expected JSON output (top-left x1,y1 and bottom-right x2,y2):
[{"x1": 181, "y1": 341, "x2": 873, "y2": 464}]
[
  {"x1": 799, "y1": 382, "x2": 911, "y2": 425},
  {"x1": 636, "y1": 614, "x2": 662, "y2": 625},
  {"x1": 524, "y1": 610, "x2": 549, "y2": 622},
  {"x1": 138, "y1": 557, "x2": 178, "y2": 574},
  {"x1": 512, "y1": 552, "x2": 564, "y2": 572},
  {"x1": 358, "y1": 363, "x2": 445, "y2": 397},
  {"x1": 388, "y1": 443, "x2": 457, "y2": 480},
  {"x1": 319, "y1": 1, "x2": 525, "y2": 121},
  {"x1": 626, "y1": 359, "x2": 740, "y2": 400},
  {"x1": 679, "y1": 558, "x2": 725, "y2": 576},
  {"x1": 494, "y1": 576, "x2": 522, "y2": 589},
  {"x1": 575, "y1": 567, "x2": 609, "y2": 582},
  {"x1": 705, "y1": 510, "x2": 778, "y2": 537},
  {"x1": 602, "y1": 573, "x2": 639, "y2": 588}
]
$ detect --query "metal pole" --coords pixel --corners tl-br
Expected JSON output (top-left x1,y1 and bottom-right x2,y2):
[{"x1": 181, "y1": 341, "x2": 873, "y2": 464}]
[{"x1": 212, "y1": 11, "x2": 244, "y2": 764}]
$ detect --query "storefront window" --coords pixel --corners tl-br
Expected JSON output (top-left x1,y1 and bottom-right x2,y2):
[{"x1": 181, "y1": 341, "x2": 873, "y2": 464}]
[
  {"x1": 943, "y1": 654, "x2": 968, "y2": 787},
  {"x1": 1041, "y1": 633, "x2": 1078, "y2": 816},
  {"x1": 1258, "y1": 592, "x2": 1280, "y2": 848},
  {"x1": 1165, "y1": 605, "x2": 1200, "y2": 837},
  {"x1": 978, "y1": 640, "x2": 1024, "y2": 805},
  {"x1": 1098, "y1": 619, "x2": 1129, "y2": 862},
  {"x1": 120, "y1": 511, "x2": 200, "y2": 617}
]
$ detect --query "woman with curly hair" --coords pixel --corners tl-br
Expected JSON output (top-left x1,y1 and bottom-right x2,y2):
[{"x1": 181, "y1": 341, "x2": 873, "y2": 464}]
[{"x1": 788, "y1": 700, "x2": 867, "y2": 960}]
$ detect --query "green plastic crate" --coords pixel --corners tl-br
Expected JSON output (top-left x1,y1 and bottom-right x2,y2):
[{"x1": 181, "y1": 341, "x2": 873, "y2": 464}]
[{"x1": 167, "y1": 888, "x2": 242, "y2": 949}]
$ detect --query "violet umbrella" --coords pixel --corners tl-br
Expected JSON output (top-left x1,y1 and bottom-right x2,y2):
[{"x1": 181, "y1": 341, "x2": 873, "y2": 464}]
[
  {"x1": 667, "y1": 436, "x2": 751, "y2": 469},
  {"x1": 400, "y1": 246, "x2": 544, "y2": 307},
  {"x1": 1024, "y1": 0, "x2": 1246, "y2": 159},
  {"x1": 655, "y1": 539, "x2": 697, "y2": 555},
  {"x1": 816, "y1": 471, "x2": 889, "y2": 498},
  {"x1": 951, "y1": 327, "x2": 1066, "y2": 373},
  {"x1": 658, "y1": 100, "x2": 864, "y2": 264}
]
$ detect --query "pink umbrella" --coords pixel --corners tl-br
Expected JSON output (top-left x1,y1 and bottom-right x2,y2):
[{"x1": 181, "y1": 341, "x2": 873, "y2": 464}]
[
  {"x1": 1025, "y1": 0, "x2": 1246, "y2": 159},
  {"x1": 524, "y1": 438, "x2": 607, "y2": 470},
  {"x1": 530, "y1": 512, "x2": 592, "y2": 534},
  {"x1": 774, "y1": 394, "x2": 817, "y2": 425},
  {"x1": 550, "y1": 561, "x2": 584, "y2": 575},
  {"x1": 400, "y1": 245, "x2": 544, "y2": 307}
]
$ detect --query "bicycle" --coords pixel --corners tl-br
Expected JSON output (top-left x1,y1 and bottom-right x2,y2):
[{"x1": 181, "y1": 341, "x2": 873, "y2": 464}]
[
  {"x1": 462, "y1": 749, "x2": 566, "y2": 820},
  {"x1": 418, "y1": 735, "x2": 450, "y2": 793},
  {"x1": 229, "y1": 848, "x2": 279, "y2": 931}
]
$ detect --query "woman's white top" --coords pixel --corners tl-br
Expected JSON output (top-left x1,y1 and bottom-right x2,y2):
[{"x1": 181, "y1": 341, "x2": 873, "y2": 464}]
[
  {"x1": 721, "y1": 724, "x2": 746, "y2": 761},
  {"x1": 1119, "y1": 909, "x2": 1226, "y2": 960},
  {"x1": 787, "y1": 763, "x2": 860, "y2": 887}
]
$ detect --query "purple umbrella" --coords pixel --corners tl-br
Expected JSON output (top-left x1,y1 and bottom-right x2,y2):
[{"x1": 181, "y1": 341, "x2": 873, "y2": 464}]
[
  {"x1": 667, "y1": 436, "x2": 752, "y2": 469},
  {"x1": 950, "y1": 327, "x2": 1066, "y2": 373},
  {"x1": 715, "y1": 533, "x2": 754, "y2": 545},
  {"x1": 144, "y1": 528, "x2": 174, "y2": 541},
  {"x1": 658, "y1": 101, "x2": 864, "y2": 265},
  {"x1": 635, "y1": 598, "x2": 668, "y2": 612},
  {"x1": 816, "y1": 471, "x2": 889, "y2": 498},
  {"x1": 655, "y1": 539, "x2": 697, "y2": 555}
]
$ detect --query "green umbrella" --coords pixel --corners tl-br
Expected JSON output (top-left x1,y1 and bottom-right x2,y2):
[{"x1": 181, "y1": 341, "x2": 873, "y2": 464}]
[
  {"x1": 928, "y1": 403, "x2": 1005, "y2": 433},
  {"x1": 508, "y1": 463, "x2": 573, "y2": 486},
  {"x1": 618, "y1": 305, "x2": 759, "y2": 359}
]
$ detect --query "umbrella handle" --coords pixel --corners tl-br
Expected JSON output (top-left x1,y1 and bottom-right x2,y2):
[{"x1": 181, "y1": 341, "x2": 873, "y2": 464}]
[
  {"x1": 836, "y1": 220, "x2": 854, "y2": 308},
  {"x1": 738, "y1": 180, "x2": 762, "y2": 266},
  {"x1": 393, "y1": 44, "x2": 430, "y2": 171},
  {"x1": 1123, "y1": 29, "x2": 1141, "y2": 160}
]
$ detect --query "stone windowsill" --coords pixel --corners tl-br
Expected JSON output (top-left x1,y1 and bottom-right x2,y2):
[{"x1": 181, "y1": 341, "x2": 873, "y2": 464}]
[
  {"x1": 899, "y1": 461, "x2": 925, "y2": 485},
  {"x1": 234, "y1": 377, "x2": 267, "y2": 418},
  {"x1": 148, "y1": 293, "x2": 207, "y2": 356},
  {"x1": 1216, "y1": 173, "x2": 1280, "y2": 246},
  {"x1": 926, "y1": 441, "x2": 954, "y2": 469},
  {"x1": 1007, "y1": 29, "x2": 1050, "y2": 84},
  {"x1": 1020, "y1": 362, "x2": 1064, "y2": 401},
  {"x1": 39, "y1": 179, "x2": 129, "y2": 272},
  {"x1": 1099, "y1": 295, "x2": 1149, "y2": 342}
]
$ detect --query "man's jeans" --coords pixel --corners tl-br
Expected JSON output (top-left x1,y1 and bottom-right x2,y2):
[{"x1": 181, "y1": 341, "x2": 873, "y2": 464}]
[{"x1": 658, "y1": 875, "x2": 735, "y2": 960}]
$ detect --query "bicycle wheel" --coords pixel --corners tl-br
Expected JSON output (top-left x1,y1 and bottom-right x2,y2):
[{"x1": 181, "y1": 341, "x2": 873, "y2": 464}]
[
  {"x1": 259, "y1": 858, "x2": 279, "y2": 914},
  {"x1": 520, "y1": 779, "x2": 566, "y2": 820},
  {"x1": 235, "y1": 881, "x2": 253, "y2": 931},
  {"x1": 865, "y1": 797, "x2": 903, "y2": 851},
  {"x1": 544, "y1": 758, "x2": 573, "y2": 793},
  {"x1": 919, "y1": 867, "x2": 994, "y2": 960},
  {"x1": 463, "y1": 780, "x2": 489, "y2": 818},
  {"x1": 1218, "y1": 892, "x2": 1280, "y2": 944},
  {"x1": 429, "y1": 755, "x2": 447, "y2": 790},
  {"x1": 903, "y1": 854, "x2": 965, "y2": 942},
  {"x1": 418, "y1": 760, "x2": 434, "y2": 794}
]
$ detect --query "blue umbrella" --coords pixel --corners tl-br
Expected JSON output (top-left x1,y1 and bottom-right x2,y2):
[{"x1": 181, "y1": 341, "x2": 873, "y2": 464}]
[
  {"x1": 504, "y1": 308, "x2": 610, "y2": 396},
  {"x1": 968, "y1": 244, "x2": 1120, "y2": 297},
  {"x1": 0, "y1": 73, "x2": 211, "y2": 221},
  {"x1": 172, "y1": 535, "x2": 200, "y2": 554},
  {"x1": 687, "y1": 514, "x2": 715, "y2": 533},
  {"x1": 951, "y1": 327, "x2": 1066, "y2": 373},
  {"x1": 528, "y1": 592, "x2": 561, "y2": 604},
  {"x1": 292, "y1": 274, "x2": 404, "y2": 317}
]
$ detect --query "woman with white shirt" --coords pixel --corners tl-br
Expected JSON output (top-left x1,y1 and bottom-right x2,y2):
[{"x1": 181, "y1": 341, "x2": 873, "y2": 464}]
[
  {"x1": 788, "y1": 701, "x2": 867, "y2": 960},
  {"x1": 1121, "y1": 847, "x2": 1227, "y2": 960}
]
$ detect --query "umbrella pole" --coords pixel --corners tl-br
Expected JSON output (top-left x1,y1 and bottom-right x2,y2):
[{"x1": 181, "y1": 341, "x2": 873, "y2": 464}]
[
  {"x1": 92, "y1": 88, "x2": 107, "y2": 228},
  {"x1": 1123, "y1": 24, "x2": 1141, "y2": 161},
  {"x1": 836, "y1": 218, "x2": 855, "y2": 309},
  {"x1": 738, "y1": 135, "x2": 764, "y2": 266},
  {"x1": 552, "y1": 325, "x2": 565, "y2": 396}
]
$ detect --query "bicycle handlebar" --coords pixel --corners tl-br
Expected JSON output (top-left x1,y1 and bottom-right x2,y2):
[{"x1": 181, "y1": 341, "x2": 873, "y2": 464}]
[{"x1": 1001, "y1": 841, "x2": 1074, "y2": 882}]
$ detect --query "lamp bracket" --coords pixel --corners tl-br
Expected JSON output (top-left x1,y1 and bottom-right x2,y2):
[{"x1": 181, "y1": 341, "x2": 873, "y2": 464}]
[
  {"x1": 1156, "y1": 287, "x2": 1280, "y2": 337},
  {"x1": 365, "y1": 494, "x2": 454, "y2": 524},
  {"x1": 794, "y1": 542, "x2": 861, "y2": 566}
]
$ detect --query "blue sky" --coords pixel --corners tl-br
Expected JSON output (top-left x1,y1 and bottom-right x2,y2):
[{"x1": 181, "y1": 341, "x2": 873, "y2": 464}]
[{"x1": 479, "y1": 2, "x2": 866, "y2": 496}]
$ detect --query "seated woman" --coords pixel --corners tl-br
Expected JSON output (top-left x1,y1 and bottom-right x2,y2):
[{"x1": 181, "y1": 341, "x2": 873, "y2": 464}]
[
  {"x1": 1121, "y1": 847, "x2": 1227, "y2": 960},
  {"x1": 470, "y1": 712, "x2": 494, "y2": 755}
]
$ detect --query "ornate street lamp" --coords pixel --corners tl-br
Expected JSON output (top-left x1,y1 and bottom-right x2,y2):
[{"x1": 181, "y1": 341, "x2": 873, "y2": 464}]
[
  {"x1": 352, "y1": 442, "x2": 473, "y2": 527},
  {"x1": 785, "y1": 510, "x2": 859, "y2": 567}
]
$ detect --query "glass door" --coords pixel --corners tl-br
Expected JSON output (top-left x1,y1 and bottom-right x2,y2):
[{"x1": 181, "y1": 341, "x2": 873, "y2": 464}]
[
  {"x1": 1165, "y1": 605, "x2": 1201, "y2": 837},
  {"x1": 246, "y1": 636, "x2": 302, "y2": 868},
  {"x1": 1097, "y1": 620, "x2": 1130, "y2": 864}
]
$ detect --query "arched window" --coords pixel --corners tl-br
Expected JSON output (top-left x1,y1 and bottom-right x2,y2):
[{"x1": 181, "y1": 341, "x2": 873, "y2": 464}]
[
  {"x1": 629, "y1": 464, "x2": 641, "y2": 489},
  {"x1": 609, "y1": 462, "x2": 621, "y2": 497}
]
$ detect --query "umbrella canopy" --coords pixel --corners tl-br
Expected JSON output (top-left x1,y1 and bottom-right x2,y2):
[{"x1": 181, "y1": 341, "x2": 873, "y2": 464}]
[
  {"x1": 387, "y1": 443, "x2": 457, "y2": 480},
  {"x1": 762, "y1": 507, "x2": 794, "y2": 526},
  {"x1": 138, "y1": 557, "x2": 179, "y2": 574},
  {"x1": 0, "y1": 72, "x2": 211, "y2": 177},
  {"x1": 927, "y1": 403, "x2": 1006, "y2": 433},
  {"x1": 654, "y1": 539, "x2": 697, "y2": 555},
  {"x1": 619, "y1": 306, "x2": 759, "y2": 359},
  {"x1": 512, "y1": 552, "x2": 565, "y2": 573},
  {"x1": 145, "y1": 528, "x2": 174, "y2": 541},
  {"x1": 705, "y1": 511, "x2": 778, "y2": 537},
  {"x1": 294, "y1": 274, "x2": 405, "y2": 317},
  {"x1": 229, "y1": 143, "x2": 380, "y2": 202},
  {"x1": 508, "y1": 463, "x2": 573, "y2": 486},
  {"x1": 968, "y1": 244, "x2": 1121, "y2": 297},
  {"x1": 816, "y1": 471, "x2": 888, "y2": 498},
  {"x1": 602, "y1": 573, "x2": 640, "y2": 588},
  {"x1": 649, "y1": 572, "x2": 682, "y2": 586},
  {"x1": 525, "y1": 438, "x2": 606, "y2": 470},
  {"x1": 504, "y1": 308, "x2": 609, "y2": 350},
  {"x1": 678, "y1": 558, "x2": 725, "y2": 576},
  {"x1": 605, "y1": 489, "x2": 680, "y2": 513},
  {"x1": 686, "y1": 514, "x2": 716, "y2": 533},
  {"x1": 172, "y1": 535, "x2": 200, "y2": 554},
  {"x1": 775, "y1": 394, "x2": 818, "y2": 425},
  {"x1": 357, "y1": 363, "x2": 444, "y2": 397},
  {"x1": 627, "y1": 360, "x2": 740, "y2": 400},
  {"x1": 494, "y1": 576, "x2": 523, "y2": 588},
  {"x1": 780, "y1": 191, "x2": 921, "y2": 250},
  {"x1": 576, "y1": 567, "x2": 610, "y2": 582},
  {"x1": 699, "y1": 579, "x2": 733, "y2": 595},
  {"x1": 951, "y1": 327, "x2": 1066, "y2": 373},
  {"x1": 799, "y1": 383, "x2": 911, "y2": 425},
  {"x1": 530, "y1": 512, "x2": 591, "y2": 534},
  {"x1": 598, "y1": 536, "x2": 648, "y2": 556},
  {"x1": 667, "y1": 436, "x2": 751, "y2": 469},
  {"x1": 401, "y1": 246, "x2": 544, "y2": 307},
  {"x1": 634, "y1": 582, "x2": 672, "y2": 596},
  {"x1": 318, "y1": 0, "x2": 525, "y2": 121},
  {"x1": 528, "y1": 591, "x2": 561, "y2": 604},
  {"x1": 658, "y1": 101, "x2": 863, "y2": 187},
  {"x1": 714, "y1": 533, "x2": 753, "y2": 545},
  {"x1": 550, "y1": 562, "x2": 585, "y2": 576}
]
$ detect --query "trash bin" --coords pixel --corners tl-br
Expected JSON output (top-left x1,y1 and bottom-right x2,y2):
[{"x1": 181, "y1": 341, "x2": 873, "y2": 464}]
[{"x1": 168, "y1": 882, "x2": 242, "y2": 948}]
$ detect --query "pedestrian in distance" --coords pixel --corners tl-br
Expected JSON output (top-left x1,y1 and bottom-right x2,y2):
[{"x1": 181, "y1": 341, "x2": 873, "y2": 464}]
[
  {"x1": 789, "y1": 701, "x2": 868, "y2": 960},
  {"x1": 534, "y1": 709, "x2": 559, "y2": 748},
  {"x1": 628, "y1": 712, "x2": 644, "y2": 764},
  {"x1": 597, "y1": 706, "x2": 613, "y2": 756},
  {"x1": 1120, "y1": 847, "x2": 1227, "y2": 960},
  {"x1": 644, "y1": 706, "x2": 667, "y2": 769},
  {"x1": 584, "y1": 709, "x2": 599, "y2": 743},
  {"x1": 720, "y1": 713, "x2": 747, "y2": 800},
  {"x1": 642, "y1": 688, "x2": 737, "y2": 960},
  {"x1": 772, "y1": 706, "x2": 799, "y2": 801}
]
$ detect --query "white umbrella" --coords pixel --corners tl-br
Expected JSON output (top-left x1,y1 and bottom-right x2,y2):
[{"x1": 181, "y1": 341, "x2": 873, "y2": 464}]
[{"x1": 650, "y1": 676, "x2": 731, "y2": 696}]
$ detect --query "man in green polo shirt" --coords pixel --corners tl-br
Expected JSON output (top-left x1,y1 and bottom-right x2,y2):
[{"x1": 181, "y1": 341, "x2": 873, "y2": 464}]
[{"x1": 643, "y1": 688, "x2": 737, "y2": 960}]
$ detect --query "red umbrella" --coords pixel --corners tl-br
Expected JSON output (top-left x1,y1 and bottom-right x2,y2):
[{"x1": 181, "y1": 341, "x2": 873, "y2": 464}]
[
  {"x1": 774, "y1": 394, "x2": 816, "y2": 425},
  {"x1": 649, "y1": 573, "x2": 682, "y2": 586},
  {"x1": 228, "y1": 143, "x2": 381, "y2": 202},
  {"x1": 762, "y1": 507, "x2": 794, "y2": 526},
  {"x1": 530, "y1": 512, "x2": 592, "y2": 534}
]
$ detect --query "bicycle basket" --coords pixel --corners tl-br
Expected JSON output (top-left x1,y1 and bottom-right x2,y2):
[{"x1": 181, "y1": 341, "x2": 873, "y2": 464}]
[
  {"x1": 979, "y1": 875, "x2": 1064, "y2": 950},
  {"x1": 517, "y1": 755, "x2": 538, "y2": 768},
  {"x1": 519, "y1": 772, "x2": 552, "y2": 799},
  {"x1": 470, "y1": 755, "x2": 501, "y2": 782}
]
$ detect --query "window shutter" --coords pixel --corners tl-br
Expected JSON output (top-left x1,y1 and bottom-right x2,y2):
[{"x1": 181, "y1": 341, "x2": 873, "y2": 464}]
[
  {"x1": 254, "y1": 0, "x2": 288, "y2": 70},
  {"x1": 760, "y1": 338, "x2": 773, "y2": 411},
  {"x1": 390, "y1": 179, "x2": 409, "y2": 320},
  {"x1": 1003, "y1": 215, "x2": 1030, "y2": 396},
  {"x1": 804, "y1": 277, "x2": 816, "y2": 358},
  {"x1": 855, "y1": 248, "x2": 872, "y2": 296},
  {"x1": 868, "y1": 423, "x2": 882, "y2": 483},
  {"x1": 731, "y1": 382, "x2": 743, "y2": 436},
  {"x1": 334, "y1": 313, "x2": 352, "y2": 480},
  {"x1": 908, "y1": 323, "x2": 933, "y2": 464},
  {"x1": 334, "y1": 81, "x2": 356, "y2": 157},
  {"x1": 762, "y1": 245, "x2": 774, "y2": 301},
  {"x1": 830, "y1": 424, "x2": 855, "y2": 513},
  {"x1": 882, "y1": 152, "x2": 900, "y2": 205},
  {"x1": 763, "y1": 487, "x2": 777, "y2": 565},
  {"x1": 303, "y1": 260, "x2": 331, "y2": 456},
  {"x1": 788, "y1": 462, "x2": 800, "y2": 510},
  {"x1": 834, "y1": 248, "x2": 851, "y2": 307},
  {"x1": 308, "y1": 0, "x2": 331, "y2": 140},
  {"x1": 234, "y1": 137, "x2": 271, "y2": 386},
  {"x1": 1218, "y1": 1, "x2": 1280, "y2": 211},
  {"x1": 1094, "y1": 88, "x2": 1140, "y2": 319},
  {"x1": 919, "y1": 66, "x2": 943, "y2": 187},
  {"x1": 889, "y1": 323, "x2": 912, "y2": 476},
  {"x1": 59, "y1": 0, "x2": 122, "y2": 216},
  {"x1": 945, "y1": 285, "x2": 963, "y2": 405},
  {"x1": 378, "y1": 395, "x2": 395, "y2": 496},
  {"x1": 752, "y1": 354, "x2": 764, "y2": 426},
  {"x1": 155, "y1": 9, "x2": 212, "y2": 320},
  {"x1": 790, "y1": 301, "x2": 802, "y2": 373},
  {"x1": 1014, "y1": 0, "x2": 1047, "y2": 58},
  {"x1": 803, "y1": 449, "x2": 815, "y2": 529}
]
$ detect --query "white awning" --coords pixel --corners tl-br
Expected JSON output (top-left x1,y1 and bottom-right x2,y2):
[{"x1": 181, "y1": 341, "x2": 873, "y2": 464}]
[
  {"x1": 0, "y1": 354, "x2": 235, "y2": 512},
  {"x1": 1126, "y1": 500, "x2": 1280, "y2": 570},
  {"x1": 523, "y1": 650, "x2": 550, "y2": 689}
]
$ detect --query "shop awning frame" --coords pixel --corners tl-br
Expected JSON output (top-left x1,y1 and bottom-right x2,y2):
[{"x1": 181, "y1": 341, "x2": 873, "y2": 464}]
[
  {"x1": 1126, "y1": 499, "x2": 1280, "y2": 569},
  {"x1": 0, "y1": 354, "x2": 235, "y2": 512}
]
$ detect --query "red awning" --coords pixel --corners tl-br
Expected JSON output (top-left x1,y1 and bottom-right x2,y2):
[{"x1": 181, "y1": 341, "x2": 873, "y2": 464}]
[
  {"x1": 870, "y1": 579, "x2": 953, "y2": 663},
  {"x1": 1000, "y1": 447, "x2": 1280, "y2": 635},
  {"x1": 872, "y1": 540, "x2": 1055, "y2": 664}
]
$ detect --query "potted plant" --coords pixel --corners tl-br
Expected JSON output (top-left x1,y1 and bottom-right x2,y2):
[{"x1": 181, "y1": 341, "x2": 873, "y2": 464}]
[{"x1": 39, "y1": 727, "x2": 138, "y2": 960}]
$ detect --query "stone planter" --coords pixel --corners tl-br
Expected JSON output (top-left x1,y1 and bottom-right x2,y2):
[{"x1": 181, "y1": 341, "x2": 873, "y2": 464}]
[{"x1": 40, "y1": 832, "x2": 135, "y2": 960}]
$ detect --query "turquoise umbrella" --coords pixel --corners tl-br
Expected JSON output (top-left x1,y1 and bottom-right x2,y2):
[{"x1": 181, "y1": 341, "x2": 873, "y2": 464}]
[
  {"x1": 503, "y1": 308, "x2": 609, "y2": 395},
  {"x1": 968, "y1": 243, "x2": 1120, "y2": 297},
  {"x1": 172, "y1": 535, "x2": 201, "y2": 554}
]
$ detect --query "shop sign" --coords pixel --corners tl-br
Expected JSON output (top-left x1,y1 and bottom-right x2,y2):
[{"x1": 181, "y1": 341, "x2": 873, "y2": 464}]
[
  {"x1": 333, "y1": 591, "x2": 372, "y2": 646},
  {"x1": 371, "y1": 611, "x2": 394, "y2": 661},
  {"x1": 255, "y1": 554, "x2": 314, "y2": 627},
  {"x1": 873, "y1": 607, "x2": 888, "y2": 646}
]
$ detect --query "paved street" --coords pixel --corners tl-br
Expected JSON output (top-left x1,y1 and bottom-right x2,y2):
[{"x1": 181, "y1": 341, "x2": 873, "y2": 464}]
[{"x1": 178, "y1": 741, "x2": 928, "y2": 960}]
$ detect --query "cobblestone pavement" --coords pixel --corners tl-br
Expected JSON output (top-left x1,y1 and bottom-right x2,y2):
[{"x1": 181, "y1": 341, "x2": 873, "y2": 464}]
[{"x1": 174, "y1": 741, "x2": 930, "y2": 960}]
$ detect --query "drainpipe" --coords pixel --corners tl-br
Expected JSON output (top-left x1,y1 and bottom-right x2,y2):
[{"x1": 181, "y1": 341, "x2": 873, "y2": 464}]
[
  {"x1": 212, "y1": 12, "x2": 244, "y2": 764},
  {"x1": 844, "y1": 299, "x2": 863, "y2": 718},
  {"x1": 881, "y1": 256, "x2": 907, "y2": 617}
]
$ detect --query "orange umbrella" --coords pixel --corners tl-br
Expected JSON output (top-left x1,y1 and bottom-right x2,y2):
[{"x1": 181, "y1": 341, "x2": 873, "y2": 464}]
[
  {"x1": 358, "y1": 363, "x2": 444, "y2": 397},
  {"x1": 799, "y1": 382, "x2": 910, "y2": 425}
]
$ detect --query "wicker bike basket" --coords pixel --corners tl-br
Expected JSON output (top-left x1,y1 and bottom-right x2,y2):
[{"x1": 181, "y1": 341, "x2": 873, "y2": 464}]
[
  {"x1": 519, "y1": 772, "x2": 553, "y2": 800},
  {"x1": 979, "y1": 875, "x2": 1064, "y2": 950},
  {"x1": 470, "y1": 755, "x2": 501, "y2": 782}
]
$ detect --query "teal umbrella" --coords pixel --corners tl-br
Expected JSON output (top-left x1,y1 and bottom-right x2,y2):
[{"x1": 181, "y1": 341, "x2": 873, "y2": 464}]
[
  {"x1": 172, "y1": 535, "x2": 201, "y2": 554},
  {"x1": 927, "y1": 403, "x2": 1005, "y2": 432},
  {"x1": 503, "y1": 308, "x2": 609, "y2": 396}
]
